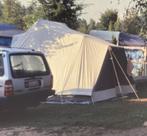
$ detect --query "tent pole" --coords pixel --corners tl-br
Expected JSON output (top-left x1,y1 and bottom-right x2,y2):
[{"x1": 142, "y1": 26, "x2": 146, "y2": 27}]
[
  {"x1": 109, "y1": 49, "x2": 123, "y2": 96},
  {"x1": 111, "y1": 50, "x2": 140, "y2": 100}
]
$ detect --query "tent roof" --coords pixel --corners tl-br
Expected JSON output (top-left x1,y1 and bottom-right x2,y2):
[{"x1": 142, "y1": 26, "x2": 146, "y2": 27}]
[{"x1": 12, "y1": 19, "x2": 113, "y2": 50}]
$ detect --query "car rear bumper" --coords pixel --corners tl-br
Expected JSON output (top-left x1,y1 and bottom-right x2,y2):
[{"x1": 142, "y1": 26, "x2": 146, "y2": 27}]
[{"x1": 0, "y1": 89, "x2": 55, "y2": 108}]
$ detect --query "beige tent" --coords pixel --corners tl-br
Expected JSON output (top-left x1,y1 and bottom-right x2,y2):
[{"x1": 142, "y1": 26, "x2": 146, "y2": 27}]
[{"x1": 12, "y1": 19, "x2": 135, "y2": 102}]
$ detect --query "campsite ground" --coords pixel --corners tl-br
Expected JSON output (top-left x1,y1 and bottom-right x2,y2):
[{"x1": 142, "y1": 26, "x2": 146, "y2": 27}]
[{"x1": 1, "y1": 86, "x2": 147, "y2": 136}]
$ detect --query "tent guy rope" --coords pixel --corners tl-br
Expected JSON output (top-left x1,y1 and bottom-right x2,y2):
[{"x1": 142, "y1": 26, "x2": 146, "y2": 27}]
[{"x1": 109, "y1": 49, "x2": 124, "y2": 97}]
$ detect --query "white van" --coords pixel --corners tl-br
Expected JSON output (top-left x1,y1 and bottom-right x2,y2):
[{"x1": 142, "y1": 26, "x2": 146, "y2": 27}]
[{"x1": 0, "y1": 47, "x2": 54, "y2": 109}]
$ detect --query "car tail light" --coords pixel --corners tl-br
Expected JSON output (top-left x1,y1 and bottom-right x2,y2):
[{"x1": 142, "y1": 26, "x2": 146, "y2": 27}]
[{"x1": 4, "y1": 80, "x2": 14, "y2": 96}]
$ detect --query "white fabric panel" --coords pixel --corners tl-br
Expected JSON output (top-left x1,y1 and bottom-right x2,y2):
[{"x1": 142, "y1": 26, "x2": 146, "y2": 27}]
[
  {"x1": 92, "y1": 88, "x2": 117, "y2": 102},
  {"x1": 115, "y1": 85, "x2": 134, "y2": 95},
  {"x1": 92, "y1": 85, "x2": 134, "y2": 102},
  {"x1": 46, "y1": 34, "x2": 109, "y2": 95},
  {"x1": 57, "y1": 88, "x2": 92, "y2": 96}
]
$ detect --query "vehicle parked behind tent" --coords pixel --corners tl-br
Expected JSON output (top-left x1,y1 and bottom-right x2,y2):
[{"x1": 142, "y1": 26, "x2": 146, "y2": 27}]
[{"x1": 0, "y1": 23, "x2": 23, "y2": 47}]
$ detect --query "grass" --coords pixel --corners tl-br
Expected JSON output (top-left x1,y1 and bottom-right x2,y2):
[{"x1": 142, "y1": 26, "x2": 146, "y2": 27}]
[{"x1": 0, "y1": 86, "x2": 147, "y2": 130}]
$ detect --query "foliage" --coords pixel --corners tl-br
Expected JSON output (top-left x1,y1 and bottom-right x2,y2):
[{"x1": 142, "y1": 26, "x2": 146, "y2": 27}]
[
  {"x1": 77, "y1": 18, "x2": 88, "y2": 33},
  {"x1": 114, "y1": 18, "x2": 121, "y2": 31},
  {"x1": 0, "y1": 0, "x2": 83, "y2": 30},
  {"x1": 133, "y1": 0, "x2": 147, "y2": 12},
  {"x1": 0, "y1": 0, "x2": 26, "y2": 29},
  {"x1": 0, "y1": 0, "x2": 145, "y2": 37},
  {"x1": 0, "y1": 0, "x2": 44, "y2": 30},
  {"x1": 87, "y1": 19, "x2": 96, "y2": 33},
  {"x1": 0, "y1": 1, "x2": 3, "y2": 18},
  {"x1": 23, "y1": 2, "x2": 45, "y2": 29},
  {"x1": 122, "y1": 8, "x2": 141, "y2": 35},
  {"x1": 77, "y1": 9, "x2": 121, "y2": 33},
  {"x1": 97, "y1": 9, "x2": 118, "y2": 31},
  {"x1": 77, "y1": 19, "x2": 98, "y2": 33},
  {"x1": 132, "y1": 0, "x2": 147, "y2": 37},
  {"x1": 37, "y1": 0, "x2": 83, "y2": 29},
  {"x1": 139, "y1": 10, "x2": 147, "y2": 38},
  {"x1": 112, "y1": 35, "x2": 117, "y2": 44}
]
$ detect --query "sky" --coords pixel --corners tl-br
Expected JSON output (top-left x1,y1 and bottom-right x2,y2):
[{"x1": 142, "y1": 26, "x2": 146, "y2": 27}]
[
  {"x1": 18, "y1": 0, "x2": 133, "y2": 22},
  {"x1": 79, "y1": 0, "x2": 133, "y2": 22}
]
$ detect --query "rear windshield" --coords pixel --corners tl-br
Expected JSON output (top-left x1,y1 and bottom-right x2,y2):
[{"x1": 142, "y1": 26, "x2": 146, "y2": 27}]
[{"x1": 10, "y1": 53, "x2": 50, "y2": 78}]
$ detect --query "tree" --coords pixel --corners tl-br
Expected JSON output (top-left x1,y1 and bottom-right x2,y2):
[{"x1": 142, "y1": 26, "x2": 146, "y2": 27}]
[
  {"x1": 122, "y1": 8, "x2": 141, "y2": 34},
  {"x1": 123, "y1": 0, "x2": 147, "y2": 37},
  {"x1": 108, "y1": 21, "x2": 113, "y2": 31},
  {"x1": 0, "y1": 0, "x2": 45, "y2": 29},
  {"x1": 0, "y1": 1, "x2": 3, "y2": 19},
  {"x1": 77, "y1": 18, "x2": 88, "y2": 33},
  {"x1": 87, "y1": 19, "x2": 96, "y2": 32},
  {"x1": 134, "y1": 0, "x2": 147, "y2": 37},
  {"x1": 139, "y1": 10, "x2": 147, "y2": 37},
  {"x1": 133, "y1": 0, "x2": 147, "y2": 11},
  {"x1": 23, "y1": 1, "x2": 45, "y2": 29},
  {"x1": 1, "y1": 0, "x2": 26, "y2": 29},
  {"x1": 37, "y1": 0, "x2": 83, "y2": 29},
  {"x1": 98, "y1": 9, "x2": 118, "y2": 31}
]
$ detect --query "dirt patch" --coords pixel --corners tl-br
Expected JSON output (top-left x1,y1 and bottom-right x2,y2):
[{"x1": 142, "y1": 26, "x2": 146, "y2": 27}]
[
  {"x1": 101, "y1": 127, "x2": 147, "y2": 136},
  {"x1": 1, "y1": 126, "x2": 147, "y2": 136}
]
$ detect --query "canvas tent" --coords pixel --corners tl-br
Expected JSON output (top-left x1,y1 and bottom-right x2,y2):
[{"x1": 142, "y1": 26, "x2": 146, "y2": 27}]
[{"x1": 12, "y1": 19, "x2": 136, "y2": 102}]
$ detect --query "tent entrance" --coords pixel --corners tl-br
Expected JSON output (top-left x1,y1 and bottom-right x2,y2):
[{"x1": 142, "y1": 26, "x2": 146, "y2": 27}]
[{"x1": 109, "y1": 48, "x2": 140, "y2": 100}]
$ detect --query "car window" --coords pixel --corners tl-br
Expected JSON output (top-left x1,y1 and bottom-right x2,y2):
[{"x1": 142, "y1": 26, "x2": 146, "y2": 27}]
[
  {"x1": 0, "y1": 55, "x2": 4, "y2": 76},
  {"x1": 10, "y1": 53, "x2": 50, "y2": 78}
]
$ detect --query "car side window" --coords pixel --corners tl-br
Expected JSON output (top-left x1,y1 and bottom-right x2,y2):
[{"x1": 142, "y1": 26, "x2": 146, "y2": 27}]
[{"x1": 0, "y1": 55, "x2": 4, "y2": 76}]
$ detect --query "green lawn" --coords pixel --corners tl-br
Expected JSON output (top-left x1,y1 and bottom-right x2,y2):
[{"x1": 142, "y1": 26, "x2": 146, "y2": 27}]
[{"x1": 0, "y1": 86, "x2": 147, "y2": 130}]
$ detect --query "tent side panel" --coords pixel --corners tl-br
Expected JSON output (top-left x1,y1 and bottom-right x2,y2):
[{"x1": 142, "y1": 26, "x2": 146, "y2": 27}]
[
  {"x1": 112, "y1": 47, "x2": 129, "y2": 85},
  {"x1": 116, "y1": 85, "x2": 134, "y2": 95},
  {"x1": 47, "y1": 35, "x2": 109, "y2": 96},
  {"x1": 93, "y1": 51, "x2": 116, "y2": 91},
  {"x1": 92, "y1": 47, "x2": 134, "y2": 101},
  {"x1": 92, "y1": 49, "x2": 118, "y2": 102}
]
